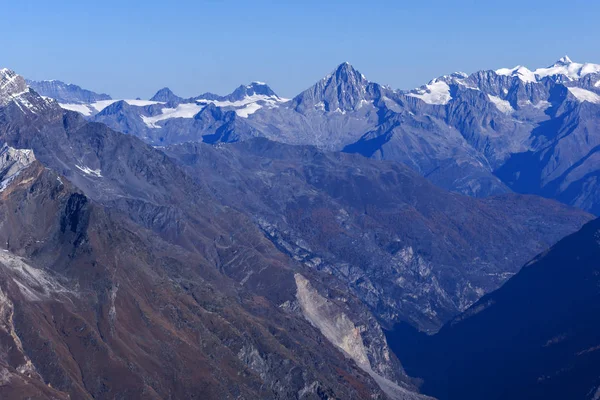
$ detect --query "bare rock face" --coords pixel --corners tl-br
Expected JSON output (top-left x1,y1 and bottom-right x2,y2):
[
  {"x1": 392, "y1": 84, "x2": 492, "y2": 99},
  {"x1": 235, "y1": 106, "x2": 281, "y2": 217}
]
[
  {"x1": 294, "y1": 274, "x2": 430, "y2": 400},
  {"x1": 0, "y1": 144, "x2": 35, "y2": 190}
]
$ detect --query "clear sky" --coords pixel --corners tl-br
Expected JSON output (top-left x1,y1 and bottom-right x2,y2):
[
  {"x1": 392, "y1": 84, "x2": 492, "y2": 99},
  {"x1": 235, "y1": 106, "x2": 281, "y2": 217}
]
[{"x1": 1, "y1": 0, "x2": 598, "y2": 99}]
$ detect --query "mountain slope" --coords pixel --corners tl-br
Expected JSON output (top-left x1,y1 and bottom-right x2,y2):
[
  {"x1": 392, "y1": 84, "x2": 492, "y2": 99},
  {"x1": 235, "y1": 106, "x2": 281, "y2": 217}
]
[
  {"x1": 387, "y1": 217, "x2": 600, "y2": 400},
  {"x1": 164, "y1": 138, "x2": 592, "y2": 331}
]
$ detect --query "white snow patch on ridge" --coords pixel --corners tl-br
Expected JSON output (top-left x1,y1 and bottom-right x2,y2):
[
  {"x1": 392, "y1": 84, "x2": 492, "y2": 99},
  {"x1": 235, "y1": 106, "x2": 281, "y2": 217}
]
[
  {"x1": 59, "y1": 99, "x2": 164, "y2": 116},
  {"x1": 567, "y1": 87, "x2": 600, "y2": 104},
  {"x1": 487, "y1": 95, "x2": 514, "y2": 113},
  {"x1": 495, "y1": 66, "x2": 537, "y2": 83},
  {"x1": 407, "y1": 79, "x2": 452, "y2": 105},
  {"x1": 76, "y1": 164, "x2": 102, "y2": 177},
  {"x1": 140, "y1": 94, "x2": 288, "y2": 128},
  {"x1": 90, "y1": 99, "x2": 163, "y2": 112},
  {"x1": 60, "y1": 103, "x2": 94, "y2": 116},
  {"x1": 235, "y1": 102, "x2": 263, "y2": 118},
  {"x1": 196, "y1": 94, "x2": 288, "y2": 118},
  {"x1": 142, "y1": 103, "x2": 205, "y2": 128}
]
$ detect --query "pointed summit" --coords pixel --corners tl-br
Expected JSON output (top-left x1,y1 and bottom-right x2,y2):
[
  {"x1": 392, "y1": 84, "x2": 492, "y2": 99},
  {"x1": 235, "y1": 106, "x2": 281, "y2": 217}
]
[
  {"x1": 556, "y1": 55, "x2": 573, "y2": 65},
  {"x1": 0, "y1": 68, "x2": 29, "y2": 106},
  {"x1": 535, "y1": 56, "x2": 600, "y2": 80},
  {"x1": 331, "y1": 62, "x2": 369, "y2": 85},
  {"x1": 0, "y1": 68, "x2": 58, "y2": 114},
  {"x1": 150, "y1": 87, "x2": 183, "y2": 103},
  {"x1": 291, "y1": 62, "x2": 375, "y2": 113}
]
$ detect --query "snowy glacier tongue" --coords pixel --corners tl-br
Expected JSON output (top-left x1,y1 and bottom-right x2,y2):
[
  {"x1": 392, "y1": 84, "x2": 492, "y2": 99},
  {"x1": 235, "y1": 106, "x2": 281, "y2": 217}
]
[{"x1": 407, "y1": 79, "x2": 452, "y2": 105}]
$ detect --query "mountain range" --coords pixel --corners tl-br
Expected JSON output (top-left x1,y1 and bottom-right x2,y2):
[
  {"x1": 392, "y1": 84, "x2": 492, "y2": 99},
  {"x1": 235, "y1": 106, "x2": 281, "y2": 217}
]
[
  {"x1": 2, "y1": 57, "x2": 599, "y2": 399},
  {"x1": 29, "y1": 56, "x2": 600, "y2": 215}
]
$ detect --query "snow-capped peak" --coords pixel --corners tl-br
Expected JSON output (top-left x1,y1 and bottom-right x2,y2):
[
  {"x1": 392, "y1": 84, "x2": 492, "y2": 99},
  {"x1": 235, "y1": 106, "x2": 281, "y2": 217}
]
[
  {"x1": 534, "y1": 57, "x2": 600, "y2": 80},
  {"x1": 495, "y1": 65, "x2": 537, "y2": 83},
  {"x1": 1, "y1": 68, "x2": 28, "y2": 98},
  {"x1": 492, "y1": 57, "x2": 600, "y2": 83},
  {"x1": 407, "y1": 77, "x2": 452, "y2": 105},
  {"x1": 556, "y1": 55, "x2": 573, "y2": 65},
  {"x1": 149, "y1": 87, "x2": 182, "y2": 103},
  {"x1": 0, "y1": 68, "x2": 35, "y2": 108},
  {"x1": 229, "y1": 82, "x2": 279, "y2": 101}
]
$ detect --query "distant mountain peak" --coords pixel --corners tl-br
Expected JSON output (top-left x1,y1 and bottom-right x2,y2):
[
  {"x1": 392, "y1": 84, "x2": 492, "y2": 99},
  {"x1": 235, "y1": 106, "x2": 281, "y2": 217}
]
[
  {"x1": 0, "y1": 68, "x2": 29, "y2": 106},
  {"x1": 332, "y1": 61, "x2": 369, "y2": 83},
  {"x1": 26, "y1": 79, "x2": 111, "y2": 104},
  {"x1": 228, "y1": 82, "x2": 278, "y2": 101},
  {"x1": 555, "y1": 55, "x2": 573, "y2": 65},
  {"x1": 291, "y1": 62, "x2": 375, "y2": 112},
  {"x1": 0, "y1": 68, "x2": 59, "y2": 115},
  {"x1": 150, "y1": 87, "x2": 182, "y2": 103}
]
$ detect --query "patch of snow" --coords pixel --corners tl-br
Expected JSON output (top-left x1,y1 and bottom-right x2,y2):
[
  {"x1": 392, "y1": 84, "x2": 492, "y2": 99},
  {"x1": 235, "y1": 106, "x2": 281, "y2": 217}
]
[
  {"x1": 59, "y1": 103, "x2": 93, "y2": 116},
  {"x1": 198, "y1": 94, "x2": 287, "y2": 109},
  {"x1": 407, "y1": 79, "x2": 452, "y2": 105},
  {"x1": 314, "y1": 101, "x2": 325, "y2": 111},
  {"x1": 196, "y1": 94, "x2": 288, "y2": 119},
  {"x1": 533, "y1": 100, "x2": 551, "y2": 110},
  {"x1": 567, "y1": 87, "x2": 600, "y2": 104},
  {"x1": 235, "y1": 102, "x2": 263, "y2": 118},
  {"x1": 75, "y1": 164, "x2": 102, "y2": 177},
  {"x1": 141, "y1": 103, "x2": 205, "y2": 128},
  {"x1": 495, "y1": 66, "x2": 537, "y2": 83},
  {"x1": 90, "y1": 99, "x2": 163, "y2": 113},
  {"x1": 59, "y1": 99, "x2": 164, "y2": 116},
  {"x1": 456, "y1": 80, "x2": 480, "y2": 91},
  {"x1": 487, "y1": 95, "x2": 514, "y2": 113}
]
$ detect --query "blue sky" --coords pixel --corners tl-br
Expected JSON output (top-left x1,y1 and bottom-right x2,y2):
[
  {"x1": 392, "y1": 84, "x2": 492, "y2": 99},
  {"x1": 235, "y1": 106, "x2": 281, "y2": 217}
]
[{"x1": 1, "y1": 0, "x2": 598, "y2": 99}]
